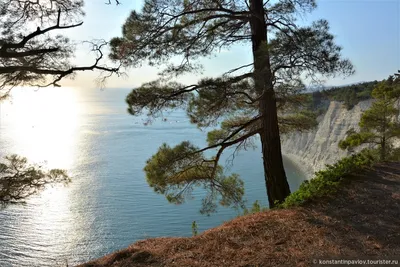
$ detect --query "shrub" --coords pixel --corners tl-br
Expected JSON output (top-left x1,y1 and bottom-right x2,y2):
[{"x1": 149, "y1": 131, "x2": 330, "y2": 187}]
[
  {"x1": 279, "y1": 149, "x2": 375, "y2": 208},
  {"x1": 191, "y1": 221, "x2": 198, "y2": 236},
  {"x1": 241, "y1": 200, "x2": 268, "y2": 216},
  {"x1": 386, "y1": 147, "x2": 400, "y2": 161}
]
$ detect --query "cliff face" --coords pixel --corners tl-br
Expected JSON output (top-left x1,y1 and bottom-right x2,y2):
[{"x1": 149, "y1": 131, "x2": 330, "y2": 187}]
[{"x1": 282, "y1": 100, "x2": 372, "y2": 178}]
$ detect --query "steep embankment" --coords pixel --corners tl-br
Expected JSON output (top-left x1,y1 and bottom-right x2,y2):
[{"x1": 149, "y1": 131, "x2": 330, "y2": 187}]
[
  {"x1": 282, "y1": 100, "x2": 372, "y2": 177},
  {"x1": 78, "y1": 162, "x2": 400, "y2": 267}
]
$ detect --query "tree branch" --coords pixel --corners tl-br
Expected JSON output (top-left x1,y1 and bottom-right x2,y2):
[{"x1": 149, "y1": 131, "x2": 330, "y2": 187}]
[
  {"x1": 1, "y1": 10, "x2": 83, "y2": 51},
  {"x1": 209, "y1": 128, "x2": 260, "y2": 179},
  {"x1": 0, "y1": 48, "x2": 59, "y2": 58},
  {"x1": 197, "y1": 117, "x2": 261, "y2": 154},
  {"x1": 223, "y1": 63, "x2": 254, "y2": 76},
  {"x1": 106, "y1": 0, "x2": 121, "y2": 5}
]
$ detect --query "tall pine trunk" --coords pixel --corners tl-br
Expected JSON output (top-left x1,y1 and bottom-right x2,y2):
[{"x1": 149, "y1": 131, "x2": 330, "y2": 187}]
[{"x1": 249, "y1": 0, "x2": 291, "y2": 208}]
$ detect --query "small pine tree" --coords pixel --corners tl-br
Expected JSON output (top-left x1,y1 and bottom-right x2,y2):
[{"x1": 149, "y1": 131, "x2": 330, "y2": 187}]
[
  {"x1": 339, "y1": 76, "x2": 400, "y2": 160},
  {"x1": 191, "y1": 221, "x2": 198, "y2": 236}
]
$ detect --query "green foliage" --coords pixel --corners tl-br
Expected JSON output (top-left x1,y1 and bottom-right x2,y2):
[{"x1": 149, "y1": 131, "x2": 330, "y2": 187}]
[
  {"x1": 279, "y1": 110, "x2": 318, "y2": 134},
  {"x1": 144, "y1": 141, "x2": 245, "y2": 215},
  {"x1": 327, "y1": 81, "x2": 378, "y2": 110},
  {"x1": 386, "y1": 147, "x2": 400, "y2": 161},
  {"x1": 205, "y1": 115, "x2": 259, "y2": 155},
  {"x1": 279, "y1": 150, "x2": 375, "y2": 208},
  {"x1": 303, "y1": 81, "x2": 378, "y2": 112},
  {"x1": 111, "y1": 0, "x2": 354, "y2": 212},
  {"x1": 309, "y1": 91, "x2": 327, "y2": 112},
  {"x1": 301, "y1": 81, "x2": 379, "y2": 117},
  {"x1": 186, "y1": 76, "x2": 256, "y2": 128},
  {"x1": 125, "y1": 81, "x2": 192, "y2": 116},
  {"x1": 339, "y1": 76, "x2": 400, "y2": 160},
  {"x1": 269, "y1": 19, "x2": 354, "y2": 80},
  {"x1": 241, "y1": 200, "x2": 268, "y2": 215},
  {"x1": 0, "y1": 155, "x2": 70, "y2": 206},
  {"x1": 191, "y1": 221, "x2": 198, "y2": 236},
  {"x1": 338, "y1": 130, "x2": 376, "y2": 151}
]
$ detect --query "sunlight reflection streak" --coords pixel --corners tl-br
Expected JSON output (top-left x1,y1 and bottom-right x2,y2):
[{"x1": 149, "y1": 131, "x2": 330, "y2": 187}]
[{"x1": 1, "y1": 87, "x2": 82, "y2": 169}]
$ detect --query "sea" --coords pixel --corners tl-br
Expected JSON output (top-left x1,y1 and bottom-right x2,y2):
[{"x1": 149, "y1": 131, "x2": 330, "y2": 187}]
[{"x1": 0, "y1": 87, "x2": 306, "y2": 266}]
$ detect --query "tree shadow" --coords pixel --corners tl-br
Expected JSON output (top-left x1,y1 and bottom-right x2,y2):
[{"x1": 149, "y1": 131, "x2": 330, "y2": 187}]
[{"x1": 304, "y1": 163, "x2": 400, "y2": 256}]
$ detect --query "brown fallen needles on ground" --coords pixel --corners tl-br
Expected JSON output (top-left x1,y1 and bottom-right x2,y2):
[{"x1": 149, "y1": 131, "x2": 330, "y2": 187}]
[{"x1": 78, "y1": 162, "x2": 400, "y2": 267}]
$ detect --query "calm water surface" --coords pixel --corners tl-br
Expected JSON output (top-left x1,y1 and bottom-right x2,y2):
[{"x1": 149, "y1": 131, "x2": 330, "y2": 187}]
[{"x1": 0, "y1": 87, "x2": 305, "y2": 266}]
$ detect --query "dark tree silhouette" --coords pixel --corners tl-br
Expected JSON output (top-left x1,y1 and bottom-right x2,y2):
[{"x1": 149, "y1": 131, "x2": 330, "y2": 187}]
[
  {"x1": 0, "y1": 0, "x2": 121, "y2": 98},
  {"x1": 0, "y1": 155, "x2": 70, "y2": 206},
  {"x1": 0, "y1": 0, "x2": 120, "y2": 205}
]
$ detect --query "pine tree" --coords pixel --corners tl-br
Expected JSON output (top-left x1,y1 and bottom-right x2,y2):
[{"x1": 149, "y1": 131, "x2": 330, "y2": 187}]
[
  {"x1": 0, "y1": 0, "x2": 120, "y2": 98},
  {"x1": 110, "y1": 0, "x2": 354, "y2": 212},
  {"x1": 0, "y1": 0, "x2": 119, "y2": 204},
  {"x1": 0, "y1": 155, "x2": 70, "y2": 206},
  {"x1": 339, "y1": 76, "x2": 400, "y2": 160}
]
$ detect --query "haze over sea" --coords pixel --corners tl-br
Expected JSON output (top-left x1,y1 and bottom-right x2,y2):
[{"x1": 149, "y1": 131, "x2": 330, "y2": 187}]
[{"x1": 0, "y1": 87, "x2": 305, "y2": 266}]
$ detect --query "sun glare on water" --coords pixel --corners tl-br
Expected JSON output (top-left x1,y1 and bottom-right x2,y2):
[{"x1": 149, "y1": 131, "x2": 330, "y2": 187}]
[
  {"x1": 0, "y1": 87, "x2": 90, "y2": 265},
  {"x1": 0, "y1": 86, "x2": 82, "y2": 169}
]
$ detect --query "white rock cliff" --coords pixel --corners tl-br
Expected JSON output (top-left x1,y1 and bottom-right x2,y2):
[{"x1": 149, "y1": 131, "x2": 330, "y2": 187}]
[{"x1": 281, "y1": 100, "x2": 372, "y2": 178}]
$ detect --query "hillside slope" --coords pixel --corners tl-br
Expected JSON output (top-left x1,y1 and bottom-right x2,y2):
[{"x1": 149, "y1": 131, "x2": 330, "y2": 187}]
[{"x1": 78, "y1": 162, "x2": 400, "y2": 267}]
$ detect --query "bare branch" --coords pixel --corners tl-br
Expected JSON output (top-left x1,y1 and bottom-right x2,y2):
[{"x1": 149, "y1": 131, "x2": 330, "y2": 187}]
[
  {"x1": 223, "y1": 63, "x2": 254, "y2": 76},
  {"x1": 196, "y1": 117, "x2": 262, "y2": 154},
  {"x1": 0, "y1": 5, "x2": 121, "y2": 95},
  {"x1": 1, "y1": 18, "x2": 83, "y2": 51},
  {"x1": 106, "y1": 0, "x2": 121, "y2": 5}
]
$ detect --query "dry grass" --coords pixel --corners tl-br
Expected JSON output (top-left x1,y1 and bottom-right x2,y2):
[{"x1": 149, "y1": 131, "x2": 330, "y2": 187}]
[{"x1": 77, "y1": 162, "x2": 400, "y2": 267}]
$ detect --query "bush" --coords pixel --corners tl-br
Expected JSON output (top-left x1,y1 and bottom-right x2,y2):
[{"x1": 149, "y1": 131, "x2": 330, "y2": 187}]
[
  {"x1": 324, "y1": 81, "x2": 378, "y2": 110},
  {"x1": 191, "y1": 221, "x2": 198, "y2": 236},
  {"x1": 241, "y1": 200, "x2": 268, "y2": 215},
  {"x1": 279, "y1": 150, "x2": 376, "y2": 208},
  {"x1": 386, "y1": 147, "x2": 400, "y2": 161}
]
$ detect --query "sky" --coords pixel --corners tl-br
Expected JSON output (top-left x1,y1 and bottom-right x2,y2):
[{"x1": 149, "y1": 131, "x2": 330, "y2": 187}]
[{"x1": 60, "y1": 0, "x2": 400, "y2": 89}]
